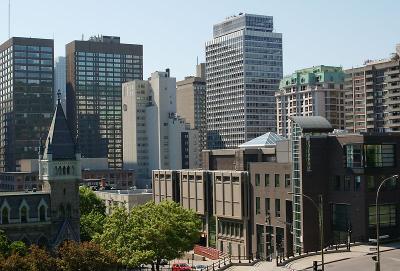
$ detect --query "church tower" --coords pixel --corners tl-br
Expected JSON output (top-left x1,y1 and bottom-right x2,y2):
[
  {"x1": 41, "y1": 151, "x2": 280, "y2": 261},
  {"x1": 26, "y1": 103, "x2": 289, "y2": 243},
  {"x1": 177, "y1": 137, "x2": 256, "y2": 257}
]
[{"x1": 39, "y1": 94, "x2": 81, "y2": 246}]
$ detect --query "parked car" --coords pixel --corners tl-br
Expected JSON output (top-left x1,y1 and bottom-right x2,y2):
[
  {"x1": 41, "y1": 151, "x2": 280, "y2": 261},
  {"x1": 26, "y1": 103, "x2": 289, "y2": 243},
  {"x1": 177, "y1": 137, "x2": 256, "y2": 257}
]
[
  {"x1": 193, "y1": 264, "x2": 207, "y2": 271},
  {"x1": 159, "y1": 259, "x2": 168, "y2": 266},
  {"x1": 172, "y1": 263, "x2": 191, "y2": 271}
]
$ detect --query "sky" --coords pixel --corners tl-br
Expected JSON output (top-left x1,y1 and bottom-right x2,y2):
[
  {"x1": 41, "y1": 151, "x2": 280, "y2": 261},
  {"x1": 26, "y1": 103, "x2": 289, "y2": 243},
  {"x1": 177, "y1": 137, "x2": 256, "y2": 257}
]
[{"x1": 0, "y1": 0, "x2": 399, "y2": 81}]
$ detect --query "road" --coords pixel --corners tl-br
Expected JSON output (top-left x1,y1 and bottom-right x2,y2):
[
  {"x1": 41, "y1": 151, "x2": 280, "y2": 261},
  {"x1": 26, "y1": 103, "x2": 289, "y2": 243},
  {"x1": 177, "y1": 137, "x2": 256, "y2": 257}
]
[{"x1": 304, "y1": 249, "x2": 400, "y2": 271}]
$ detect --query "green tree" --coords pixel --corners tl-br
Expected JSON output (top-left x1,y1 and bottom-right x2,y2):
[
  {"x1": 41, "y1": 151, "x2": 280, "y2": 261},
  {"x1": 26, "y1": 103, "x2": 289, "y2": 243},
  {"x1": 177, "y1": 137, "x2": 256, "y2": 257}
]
[
  {"x1": 9, "y1": 241, "x2": 27, "y2": 256},
  {"x1": 25, "y1": 245, "x2": 59, "y2": 271},
  {"x1": 0, "y1": 230, "x2": 10, "y2": 256},
  {"x1": 79, "y1": 186, "x2": 106, "y2": 241},
  {"x1": 96, "y1": 201, "x2": 201, "y2": 270}
]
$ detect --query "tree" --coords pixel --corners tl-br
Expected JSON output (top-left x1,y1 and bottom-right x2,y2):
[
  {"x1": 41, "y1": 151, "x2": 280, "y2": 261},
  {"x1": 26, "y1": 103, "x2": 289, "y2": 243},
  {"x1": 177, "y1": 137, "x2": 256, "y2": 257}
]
[
  {"x1": 95, "y1": 201, "x2": 201, "y2": 270},
  {"x1": 25, "y1": 245, "x2": 59, "y2": 271},
  {"x1": 9, "y1": 241, "x2": 27, "y2": 256},
  {"x1": 79, "y1": 186, "x2": 106, "y2": 241},
  {"x1": 57, "y1": 241, "x2": 117, "y2": 271},
  {"x1": 0, "y1": 230, "x2": 9, "y2": 256}
]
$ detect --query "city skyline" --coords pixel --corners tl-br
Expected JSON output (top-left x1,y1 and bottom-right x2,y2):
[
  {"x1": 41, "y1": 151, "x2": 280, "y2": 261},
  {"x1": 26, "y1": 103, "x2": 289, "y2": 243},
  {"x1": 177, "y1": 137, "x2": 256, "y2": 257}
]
[{"x1": 0, "y1": 0, "x2": 399, "y2": 81}]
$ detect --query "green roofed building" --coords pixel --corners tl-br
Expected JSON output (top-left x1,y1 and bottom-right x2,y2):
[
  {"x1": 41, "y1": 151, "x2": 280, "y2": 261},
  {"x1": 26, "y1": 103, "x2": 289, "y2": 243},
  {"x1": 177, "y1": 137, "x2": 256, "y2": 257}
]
[{"x1": 276, "y1": 65, "x2": 345, "y2": 137}]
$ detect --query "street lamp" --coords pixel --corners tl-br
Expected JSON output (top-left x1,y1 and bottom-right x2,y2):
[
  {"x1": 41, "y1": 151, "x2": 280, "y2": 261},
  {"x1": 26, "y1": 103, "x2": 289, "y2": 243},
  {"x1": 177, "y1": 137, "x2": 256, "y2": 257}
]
[
  {"x1": 375, "y1": 174, "x2": 399, "y2": 271},
  {"x1": 289, "y1": 192, "x2": 324, "y2": 271}
]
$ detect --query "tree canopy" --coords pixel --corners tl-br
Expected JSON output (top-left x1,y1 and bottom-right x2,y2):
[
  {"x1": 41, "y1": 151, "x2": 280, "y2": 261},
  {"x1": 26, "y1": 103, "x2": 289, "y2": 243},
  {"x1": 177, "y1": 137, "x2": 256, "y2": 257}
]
[
  {"x1": 95, "y1": 200, "x2": 201, "y2": 270},
  {"x1": 79, "y1": 186, "x2": 106, "y2": 241}
]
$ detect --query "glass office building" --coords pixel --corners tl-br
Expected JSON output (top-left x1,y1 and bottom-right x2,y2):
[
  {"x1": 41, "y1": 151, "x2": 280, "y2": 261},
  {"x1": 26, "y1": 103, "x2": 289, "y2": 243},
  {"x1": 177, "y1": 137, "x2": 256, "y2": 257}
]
[
  {"x1": 66, "y1": 36, "x2": 143, "y2": 169},
  {"x1": 206, "y1": 14, "x2": 283, "y2": 149},
  {"x1": 0, "y1": 37, "x2": 54, "y2": 172}
]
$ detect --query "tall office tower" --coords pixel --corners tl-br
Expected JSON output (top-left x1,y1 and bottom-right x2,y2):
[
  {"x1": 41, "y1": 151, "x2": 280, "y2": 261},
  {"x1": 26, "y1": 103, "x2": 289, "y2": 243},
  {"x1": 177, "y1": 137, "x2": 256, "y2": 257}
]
[
  {"x1": 205, "y1": 13, "x2": 283, "y2": 149},
  {"x1": 66, "y1": 35, "x2": 143, "y2": 169},
  {"x1": 54, "y1": 56, "x2": 66, "y2": 111},
  {"x1": 345, "y1": 45, "x2": 400, "y2": 133},
  {"x1": 176, "y1": 63, "x2": 207, "y2": 161},
  {"x1": 122, "y1": 70, "x2": 199, "y2": 178},
  {"x1": 0, "y1": 37, "x2": 54, "y2": 172},
  {"x1": 276, "y1": 66, "x2": 345, "y2": 137}
]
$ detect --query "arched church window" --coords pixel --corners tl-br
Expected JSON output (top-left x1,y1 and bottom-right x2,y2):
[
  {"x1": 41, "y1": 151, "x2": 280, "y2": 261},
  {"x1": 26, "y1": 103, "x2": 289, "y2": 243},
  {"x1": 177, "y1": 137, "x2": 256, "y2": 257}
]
[
  {"x1": 1, "y1": 207, "x2": 9, "y2": 224},
  {"x1": 39, "y1": 205, "x2": 46, "y2": 222},
  {"x1": 63, "y1": 166, "x2": 66, "y2": 175},
  {"x1": 67, "y1": 166, "x2": 70, "y2": 175},
  {"x1": 20, "y1": 206, "x2": 28, "y2": 223}
]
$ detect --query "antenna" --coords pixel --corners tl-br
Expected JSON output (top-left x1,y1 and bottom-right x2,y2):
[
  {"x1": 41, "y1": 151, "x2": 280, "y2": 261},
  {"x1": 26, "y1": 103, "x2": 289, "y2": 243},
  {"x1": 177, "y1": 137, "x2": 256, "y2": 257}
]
[
  {"x1": 8, "y1": 0, "x2": 11, "y2": 38},
  {"x1": 197, "y1": 56, "x2": 198, "y2": 66}
]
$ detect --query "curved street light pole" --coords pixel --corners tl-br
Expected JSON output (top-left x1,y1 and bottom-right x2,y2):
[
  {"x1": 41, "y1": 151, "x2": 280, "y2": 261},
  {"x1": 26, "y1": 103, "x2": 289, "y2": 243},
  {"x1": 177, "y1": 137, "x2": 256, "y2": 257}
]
[
  {"x1": 375, "y1": 174, "x2": 399, "y2": 271},
  {"x1": 289, "y1": 192, "x2": 324, "y2": 271}
]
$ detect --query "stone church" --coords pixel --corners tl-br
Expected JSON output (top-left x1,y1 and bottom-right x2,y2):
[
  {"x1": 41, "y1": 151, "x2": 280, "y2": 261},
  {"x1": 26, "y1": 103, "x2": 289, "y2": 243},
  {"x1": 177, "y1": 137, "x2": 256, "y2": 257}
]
[{"x1": 0, "y1": 98, "x2": 81, "y2": 248}]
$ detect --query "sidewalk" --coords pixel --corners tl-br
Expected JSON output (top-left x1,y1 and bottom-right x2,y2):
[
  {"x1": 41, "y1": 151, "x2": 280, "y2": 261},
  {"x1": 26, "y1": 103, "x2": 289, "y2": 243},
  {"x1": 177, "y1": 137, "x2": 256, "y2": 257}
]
[{"x1": 282, "y1": 242, "x2": 400, "y2": 271}]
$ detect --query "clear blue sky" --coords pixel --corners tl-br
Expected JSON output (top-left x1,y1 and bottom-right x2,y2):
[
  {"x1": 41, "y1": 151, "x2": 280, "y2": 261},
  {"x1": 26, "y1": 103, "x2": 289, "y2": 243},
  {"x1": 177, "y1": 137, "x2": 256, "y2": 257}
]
[{"x1": 1, "y1": 0, "x2": 399, "y2": 80}]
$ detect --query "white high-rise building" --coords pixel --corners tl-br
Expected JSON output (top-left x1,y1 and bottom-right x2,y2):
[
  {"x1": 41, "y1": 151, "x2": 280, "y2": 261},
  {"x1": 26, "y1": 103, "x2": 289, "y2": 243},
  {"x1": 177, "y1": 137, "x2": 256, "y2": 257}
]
[
  {"x1": 54, "y1": 56, "x2": 66, "y2": 111},
  {"x1": 122, "y1": 70, "x2": 199, "y2": 178},
  {"x1": 205, "y1": 13, "x2": 283, "y2": 149}
]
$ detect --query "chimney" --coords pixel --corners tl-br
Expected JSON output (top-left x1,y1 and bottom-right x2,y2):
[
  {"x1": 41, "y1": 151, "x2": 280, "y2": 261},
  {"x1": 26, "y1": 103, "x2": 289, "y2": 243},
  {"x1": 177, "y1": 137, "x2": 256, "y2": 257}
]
[{"x1": 165, "y1": 68, "x2": 170, "y2": 77}]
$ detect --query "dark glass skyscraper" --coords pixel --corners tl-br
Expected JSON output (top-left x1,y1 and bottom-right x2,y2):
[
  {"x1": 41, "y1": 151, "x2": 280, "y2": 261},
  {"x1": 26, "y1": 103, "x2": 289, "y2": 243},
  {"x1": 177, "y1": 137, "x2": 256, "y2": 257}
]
[
  {"x1": 0, "y1": 37, "x2": 54, "y2": 172},
  {"x1": 66, "y1": 36, "x2": 143, "y2": 169}
]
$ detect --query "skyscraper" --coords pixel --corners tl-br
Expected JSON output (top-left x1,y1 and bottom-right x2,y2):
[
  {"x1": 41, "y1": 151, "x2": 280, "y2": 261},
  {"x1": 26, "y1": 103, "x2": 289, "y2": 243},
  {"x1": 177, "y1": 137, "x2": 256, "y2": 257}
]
[
  {"x1": 205, "y1": 13, "x2": 283, "y2": 149},
  {"x1": 276, "y1": 66, "x2": 345, "y2": 137},
  {"x1": 0, "y1": 37, "x2": 54, "y2": 172},
  {"x1": 122, "y1": 70, "x2": 199, "y2": 178},
  {"x1": 344, "y1": 45, "x2": 400, "y2": 133},
  {"x1": 54, "y1": 56, "x2": 66, "y2": 111},
  {"x1": 66, "y1": 35, "x2": 143, "y2": 169},
  {"x1": 176, "y1": 63, "x2": 207, "y2": 162}
]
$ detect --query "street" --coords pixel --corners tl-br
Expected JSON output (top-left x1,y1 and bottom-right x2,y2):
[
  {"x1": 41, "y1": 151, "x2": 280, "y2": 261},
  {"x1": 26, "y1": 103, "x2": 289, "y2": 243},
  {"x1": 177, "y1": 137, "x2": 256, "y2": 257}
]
[{"x1": 304, "y1": 249, "x2": 400, "y2": 271}]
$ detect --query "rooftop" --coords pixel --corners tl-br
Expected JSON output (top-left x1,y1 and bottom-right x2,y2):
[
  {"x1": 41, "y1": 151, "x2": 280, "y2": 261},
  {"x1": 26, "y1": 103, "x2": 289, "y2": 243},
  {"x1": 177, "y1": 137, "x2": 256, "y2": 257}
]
[
  {"x1": 239, "y1": 132, "x2": 286, "y2": 148},
  {"x1": 95, "y1": 189, "x2": 152, "y2": 195},
  {"x1": 290, "y1": 116, "x2": 334, "y2": 133}
]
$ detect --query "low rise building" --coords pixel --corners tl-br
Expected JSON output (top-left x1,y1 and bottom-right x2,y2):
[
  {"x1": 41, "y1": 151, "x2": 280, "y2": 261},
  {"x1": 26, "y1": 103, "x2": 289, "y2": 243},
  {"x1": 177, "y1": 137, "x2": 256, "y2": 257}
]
[
  {"x1": 153, "y1": 117, "x2": 400, "y2": 259},
  {"x1": 94, "y1": 189, "x2": 152, "y2": 214}
]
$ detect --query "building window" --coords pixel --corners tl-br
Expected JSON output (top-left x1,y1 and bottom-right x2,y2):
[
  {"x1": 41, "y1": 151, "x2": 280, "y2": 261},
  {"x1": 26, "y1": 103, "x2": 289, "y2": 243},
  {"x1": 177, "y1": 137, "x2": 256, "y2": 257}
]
[
  {"x1": 364, "y1": 144, "x2": 395, "y2": 168},
  {"x1": 344, "y1": 176, "x2": 351, "y2": 191},
  {"x1": 1, "y1": 208, "x2": 9, "y2": 224},
  {"x1": 256, "y1": 197, "x2": 261, "y2": 214},
  {"x1": 255, "y1": 174, "x2": 260, "y2": 186},
  {"x1": 39, "y1": 205, "x2": 46, "y2": 222},
  {"x1": 369, "y1": 205, "x2": 396, "y2": 227},
  {"x1": 285, "y1": 174, "x2": 291, "y2": 187},
  {"x1": 367, "y1": 176, "x2": 375, "y2": 192},
  {"x1": 265, "y1": 174, "x2": 269, "y2": 186},
  {"x1": 345, "y1": 144, "x2": 362, "y2": 168},
  {"x1": 20, "y1": 206, "x2": 28, "y2": 223},
  {"x1": 275, "y1": 199, "x2": 281, "y2": 217},
  {"x1": 275, "y1": 174, "x2": 280, "y2": 187},
  {"x1": 354, "y1": 176, "x2": 361, "y2": 191},
  {"x1": 265, "y1": 198, "x2": 270, "y2": 222},
  {"x1": 332, "y1": 204, "x2": 350, "y2": 231}
]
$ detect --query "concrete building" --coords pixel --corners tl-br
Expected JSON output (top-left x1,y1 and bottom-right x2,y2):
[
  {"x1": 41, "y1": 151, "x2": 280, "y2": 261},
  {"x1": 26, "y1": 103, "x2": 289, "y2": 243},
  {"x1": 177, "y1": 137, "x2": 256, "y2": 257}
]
[
  {"x1": 122, "y1": 70, "x2": 199, "y2": 180},
  {"x1": 176, "y1": 64, "x2": 207, "y2": 160},
  {"x1": 276, "y1": 66, "x2": 345, "y2": 137},
  {"x1": 94, "y1": 189, "x2": 152, "y2": 214},
  {"x1": 0, "y1": 97, "x2": 81, "y2": 247},
  {"x1": 66, "y1": 35, "x2": 143, "y2": 169},
  {"x1": 0, "y1": 37, "x2": 54, "y2": 172},
  {"x1": 0, "y1": 172, "x2": 40, "y2": 192},
  {"x1": 54, "y1": 56, "x2": 66, "y2": 111},
  {"x1": 152, "y1": 117, "x2": 400, "y2": 259},
  {"x1": 344, "y1": 44, "x2": 400, "y2": 133},
  {"x1": 205, "y1": 13, "x2": 283, "y2": 149}
]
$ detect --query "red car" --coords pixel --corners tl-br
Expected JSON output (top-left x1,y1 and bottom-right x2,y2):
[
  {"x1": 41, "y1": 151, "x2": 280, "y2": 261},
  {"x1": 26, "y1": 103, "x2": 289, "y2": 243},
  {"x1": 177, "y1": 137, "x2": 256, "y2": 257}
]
[{"x1": 172, "y1": 263, "x2": 192, "y2": 271}]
